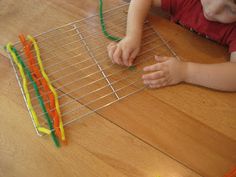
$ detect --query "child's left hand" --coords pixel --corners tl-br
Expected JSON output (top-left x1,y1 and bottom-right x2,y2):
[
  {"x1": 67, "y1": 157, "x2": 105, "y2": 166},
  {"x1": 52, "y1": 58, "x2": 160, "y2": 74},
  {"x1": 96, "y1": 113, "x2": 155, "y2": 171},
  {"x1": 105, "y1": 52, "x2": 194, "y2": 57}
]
[{"x1": 142, "y1": 56, "x2": 187, "y2": 88}]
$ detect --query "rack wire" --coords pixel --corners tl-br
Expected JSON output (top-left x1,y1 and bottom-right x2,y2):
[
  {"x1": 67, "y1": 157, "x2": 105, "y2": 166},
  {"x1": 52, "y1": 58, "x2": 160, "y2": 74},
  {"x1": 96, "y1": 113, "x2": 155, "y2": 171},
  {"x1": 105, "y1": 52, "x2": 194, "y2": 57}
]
[{"x1": 8, "y1": 2, "x2": 178, "y2": 136}]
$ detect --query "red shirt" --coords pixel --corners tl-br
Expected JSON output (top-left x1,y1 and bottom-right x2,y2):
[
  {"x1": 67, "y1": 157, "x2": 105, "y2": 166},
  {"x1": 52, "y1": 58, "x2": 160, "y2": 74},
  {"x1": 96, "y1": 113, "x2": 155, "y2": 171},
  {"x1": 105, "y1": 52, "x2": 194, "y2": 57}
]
[{"x1": 161, "y1": 0, "x2": 236, "y2": 53}]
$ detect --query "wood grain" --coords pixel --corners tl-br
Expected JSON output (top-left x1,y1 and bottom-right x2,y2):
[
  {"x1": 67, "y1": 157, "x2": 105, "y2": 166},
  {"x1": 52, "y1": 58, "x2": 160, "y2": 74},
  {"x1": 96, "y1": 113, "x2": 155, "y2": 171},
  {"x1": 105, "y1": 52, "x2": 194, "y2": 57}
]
[{"x1": 0, "y1": 1, "x2": 235, "y2": 177}]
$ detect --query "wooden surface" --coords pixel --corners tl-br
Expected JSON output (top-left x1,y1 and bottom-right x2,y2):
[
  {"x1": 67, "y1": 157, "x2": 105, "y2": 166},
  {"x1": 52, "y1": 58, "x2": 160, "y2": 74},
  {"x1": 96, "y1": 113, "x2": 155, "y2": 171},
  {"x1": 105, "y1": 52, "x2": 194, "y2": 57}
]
[{"x1": 0, "y1": 1, "x2": 235, "y2": 177}]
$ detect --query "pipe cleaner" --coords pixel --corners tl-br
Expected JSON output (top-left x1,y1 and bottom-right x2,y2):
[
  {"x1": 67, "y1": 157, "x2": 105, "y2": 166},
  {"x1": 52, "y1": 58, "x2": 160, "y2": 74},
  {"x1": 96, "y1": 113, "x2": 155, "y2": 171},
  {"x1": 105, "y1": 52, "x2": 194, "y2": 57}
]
[
  {"x1": 99, "y1": 0, "x2": 122, "y2": 41},
  {"x1": 28, "y1": 35, "x2": 66, "y2": 141},
  {"x1": 19, "y1": 34, "x2": 62, "y2": 141},
  {"x1": 99, "y1": 0, "x2": 136, "y2": 70},
  {"x1": 7, "y1": 43, "x2": 60, "y2": 147}
]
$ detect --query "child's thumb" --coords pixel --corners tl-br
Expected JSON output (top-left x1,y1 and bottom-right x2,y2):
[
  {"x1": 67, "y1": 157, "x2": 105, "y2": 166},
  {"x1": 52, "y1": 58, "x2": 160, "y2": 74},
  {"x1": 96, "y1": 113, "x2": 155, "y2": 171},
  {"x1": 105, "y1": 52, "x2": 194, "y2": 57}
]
[
  {"x1": 107, "y1": 42, "x2": 117, "y2": 49},
  {"x1": 128, "y1": 50, "x2": 139, "y2": 66}
]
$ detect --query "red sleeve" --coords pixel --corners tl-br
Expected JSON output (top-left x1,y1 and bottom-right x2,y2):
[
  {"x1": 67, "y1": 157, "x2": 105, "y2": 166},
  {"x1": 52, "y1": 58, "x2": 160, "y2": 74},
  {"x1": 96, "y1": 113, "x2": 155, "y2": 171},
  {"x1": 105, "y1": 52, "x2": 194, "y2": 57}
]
[
  {"x1": 161, "y1": 0, "x2": 185, "y2": 15},
  {"x1": 228, "y1": 30, "x2": 236, "y2": 53}
]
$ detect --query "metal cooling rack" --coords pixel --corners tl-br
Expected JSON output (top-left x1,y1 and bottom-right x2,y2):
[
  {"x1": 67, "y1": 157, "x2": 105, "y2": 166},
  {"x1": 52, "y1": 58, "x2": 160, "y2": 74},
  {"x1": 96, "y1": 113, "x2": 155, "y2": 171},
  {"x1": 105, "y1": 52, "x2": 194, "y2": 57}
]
[{"x1": 8, "y1": 2, "x2": 178, "y2": 136}]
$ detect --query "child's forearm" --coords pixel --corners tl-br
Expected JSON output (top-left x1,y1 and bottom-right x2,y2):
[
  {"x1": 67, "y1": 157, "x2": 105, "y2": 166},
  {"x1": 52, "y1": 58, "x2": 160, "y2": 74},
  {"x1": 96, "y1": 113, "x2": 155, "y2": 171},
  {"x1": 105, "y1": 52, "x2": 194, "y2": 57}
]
[
  {"x1": 184, "y1": 62, "x2": 236, "y2": 91},
  {"x1": 126, "y1": 0, "x2": 153, "y2": 40}
]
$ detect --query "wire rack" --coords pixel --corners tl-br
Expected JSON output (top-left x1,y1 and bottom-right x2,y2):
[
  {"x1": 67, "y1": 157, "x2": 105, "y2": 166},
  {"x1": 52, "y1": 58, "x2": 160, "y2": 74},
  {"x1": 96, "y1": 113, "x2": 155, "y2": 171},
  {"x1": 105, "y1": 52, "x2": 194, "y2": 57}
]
[{"x1": 8, "y1": 2, "x2": 177, "y2": 136}]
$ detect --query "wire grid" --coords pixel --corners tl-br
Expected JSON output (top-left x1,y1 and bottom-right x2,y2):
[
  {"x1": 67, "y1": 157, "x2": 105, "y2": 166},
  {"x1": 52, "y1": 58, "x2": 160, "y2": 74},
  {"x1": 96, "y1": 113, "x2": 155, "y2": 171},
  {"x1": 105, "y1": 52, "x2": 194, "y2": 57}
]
[{"x1": 9, "y1": 3, "x2": 177, "y2": 136}]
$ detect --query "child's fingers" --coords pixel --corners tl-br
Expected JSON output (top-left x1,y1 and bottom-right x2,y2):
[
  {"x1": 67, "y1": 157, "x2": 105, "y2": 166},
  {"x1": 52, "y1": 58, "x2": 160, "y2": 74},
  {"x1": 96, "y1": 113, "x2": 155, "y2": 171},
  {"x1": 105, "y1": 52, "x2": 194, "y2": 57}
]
[
  {"x1": 113, "y1": 46, "x2": 123, "y2": 65},
  {"x1": 107, "y1": 43, "x2": 116, "y2": 54},
  {"x1": 142, "y1": 71, "x2": 164, "y2": 80},
  {"x1": 144, "y1": 78, "x2": 164, "y2": 85},
  {"x1": 107, "y1": 42, "x2": 116, "y2": 48},
  {"x1": 107, "y1": 44, "x2": 117, "y2": 63},
  {"x1": 144, "y1": 78, "x2": 167, "y2": 88},
  {"x1": 122, "y1": 50, "x2": 130, "y2": 66},
  {"x1": 128, "y1": 49, "x2": 138, "y2": 66},
  {"x1": 107, "y1": 42, "x2": 116, "y2": 52},
  {"x1": 149, "y1": 82, "x2": 166, "y2": 89},
  {"x1": 143, "y1": 63, "x2": 162, "y2": 72},
  {"x1": 155, "y1": 55, "x2": 170, "y2": 62}
]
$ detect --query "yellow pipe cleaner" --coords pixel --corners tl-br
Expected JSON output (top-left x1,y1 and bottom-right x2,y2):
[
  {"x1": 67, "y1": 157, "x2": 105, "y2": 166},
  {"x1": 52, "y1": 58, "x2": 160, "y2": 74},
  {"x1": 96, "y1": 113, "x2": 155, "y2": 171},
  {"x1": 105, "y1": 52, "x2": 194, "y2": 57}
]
[
  {"x1": 27, "y1": 35, "x2": 66, "y2": 141},
  {"x1": 7, "y1": 43, "x2": 51, "y2": 135}
]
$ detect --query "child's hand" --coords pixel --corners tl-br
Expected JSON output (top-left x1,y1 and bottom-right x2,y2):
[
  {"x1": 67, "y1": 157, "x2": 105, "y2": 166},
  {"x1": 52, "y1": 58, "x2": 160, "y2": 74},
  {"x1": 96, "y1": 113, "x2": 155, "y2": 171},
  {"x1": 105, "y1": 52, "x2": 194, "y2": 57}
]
[
  {"x1": 107, "y1": 36, "x2": 141, "y2": 66},
  {"x1": 142, "y1": 56, "x2": 187, "y2": 88}
]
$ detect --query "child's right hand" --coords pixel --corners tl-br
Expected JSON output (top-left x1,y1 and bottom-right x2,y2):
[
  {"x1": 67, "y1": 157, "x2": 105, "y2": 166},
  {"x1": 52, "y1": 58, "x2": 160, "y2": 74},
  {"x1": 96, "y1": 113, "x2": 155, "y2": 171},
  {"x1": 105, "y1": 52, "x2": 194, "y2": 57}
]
[{"x1": 107, "y1": 36, "x2": 141, "y2": 66}]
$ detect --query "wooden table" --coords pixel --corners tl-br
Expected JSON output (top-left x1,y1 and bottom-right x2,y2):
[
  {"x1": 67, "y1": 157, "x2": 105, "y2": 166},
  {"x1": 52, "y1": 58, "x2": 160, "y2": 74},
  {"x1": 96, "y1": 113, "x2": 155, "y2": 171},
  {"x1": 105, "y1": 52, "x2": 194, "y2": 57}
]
[{"x1": 0, "y1": 1, "x2": 235, "y2": 177}]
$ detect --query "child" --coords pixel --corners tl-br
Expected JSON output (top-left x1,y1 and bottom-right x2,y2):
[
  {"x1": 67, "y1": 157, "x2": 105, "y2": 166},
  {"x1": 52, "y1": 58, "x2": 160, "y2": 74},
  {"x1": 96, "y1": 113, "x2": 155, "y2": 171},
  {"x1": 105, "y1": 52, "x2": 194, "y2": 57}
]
[{"x1": 107, "y1": 0, "x2": 236, "y2": 91}]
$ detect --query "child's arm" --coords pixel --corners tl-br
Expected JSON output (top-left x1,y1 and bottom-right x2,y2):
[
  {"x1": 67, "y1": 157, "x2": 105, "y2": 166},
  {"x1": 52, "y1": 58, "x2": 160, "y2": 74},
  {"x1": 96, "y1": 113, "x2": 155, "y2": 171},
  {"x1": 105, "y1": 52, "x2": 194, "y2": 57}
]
[
  {"x1": 107, "y1": 0, "x2": 161, "y2": 66},
  {"x1": 231, "y1": 51, "x2": 236, "y2": 62},
  {"x1": 142, "y1": 52, "x2": 236, "y2": 92},
  {"x1": 126, "y1": 0, "x2": 161, "y2": 41},
  {"x1": 184, "y1": 55, "x2": 236, "y2": 92}
]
